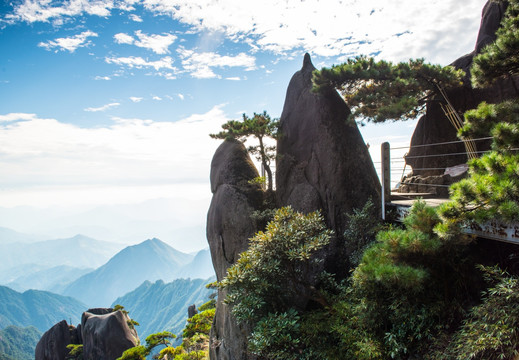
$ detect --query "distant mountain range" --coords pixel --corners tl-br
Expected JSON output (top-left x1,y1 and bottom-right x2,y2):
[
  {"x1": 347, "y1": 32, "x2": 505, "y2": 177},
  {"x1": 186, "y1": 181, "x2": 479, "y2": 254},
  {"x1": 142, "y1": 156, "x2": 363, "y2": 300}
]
[
  {"x1": 0, "y1": 227, "x2": 44, "y2": 244},
  {"x1": 62, "y1": 238, "x2": 215, "y2": 307},
  {"x1": 0, "y1": 286, "x2": 86, "y2": 332},
  {"x1": 113, "y1": 277, "x2": 215, "y2": 340},
  {"x1": 0, "y1": 234, "x2": 123, "y2": 281},
  {"x1": 6, "y1": 265, "x2": 93, "y2": 294},
  {"x1": 0, "y1": 325, "x2": 41, "y2": 360}
]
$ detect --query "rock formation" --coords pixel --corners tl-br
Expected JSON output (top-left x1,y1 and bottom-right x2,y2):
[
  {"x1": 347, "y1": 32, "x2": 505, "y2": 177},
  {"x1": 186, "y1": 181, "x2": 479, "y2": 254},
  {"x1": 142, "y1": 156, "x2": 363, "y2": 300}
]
[
  {"x1": 35, "y1": 308, "x2": 139, "y2": 360},
  {"x1": 277, "y1": 53, "x2": 381, "y2": 278},
  {"x1": 207, "y1": 55, "x2": 381, "y2": 359},
  {"x1": 406, "y1": 0, "x2": 519, "y2": 178},
  {"x1": 207, "y1": 139, "x2": 264, "y2": 360},
  {"x1": 35, "y1": 320, "x2": 73, "y2": 360},
  {"x1": 82, "y1": 308, "x2": 139, "y2": 360}
]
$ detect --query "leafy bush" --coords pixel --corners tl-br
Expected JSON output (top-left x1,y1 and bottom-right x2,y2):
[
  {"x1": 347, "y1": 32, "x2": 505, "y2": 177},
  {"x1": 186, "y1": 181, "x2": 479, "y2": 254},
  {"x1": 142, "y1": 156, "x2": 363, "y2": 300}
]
[
  {"x1": 219, "y1": 206, "x2": 333, "y2": 357},
  {"x1": 351, "y1": 201, "x2": 480, "y2": 359},
  {"x1": 441, "y1": 266, "x2": 519, "y2": 360}
]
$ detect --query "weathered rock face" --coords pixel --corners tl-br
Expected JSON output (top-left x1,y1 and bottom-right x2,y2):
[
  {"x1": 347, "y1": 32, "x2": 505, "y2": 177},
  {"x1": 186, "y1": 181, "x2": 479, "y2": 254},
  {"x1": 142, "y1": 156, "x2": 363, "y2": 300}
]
[
  {"x1": 81, "y1": 308, "x2": 139, "y2": 360},
  {"x1": 35, "y1": 320, "x2": 72, "y2": 360},
  {"x1": 276, "y1": 53, "x2": 381, "y2": 245},
  {"x1": 407, "y1": 0, "x2": 519, "y2": 176},
  {"x1": 207, "y1": 139, "x2": 264, "y2": 360}
]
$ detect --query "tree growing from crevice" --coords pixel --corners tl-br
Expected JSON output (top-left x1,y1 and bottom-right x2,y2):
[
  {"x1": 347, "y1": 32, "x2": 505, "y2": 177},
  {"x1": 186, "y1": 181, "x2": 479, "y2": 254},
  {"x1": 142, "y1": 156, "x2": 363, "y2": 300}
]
[
  {"x1": 210, "y1": 111, "x2": 279, "y2": 191},
  {"x1": 312, "y1": 56, "x2": 465, "y2": 124}
]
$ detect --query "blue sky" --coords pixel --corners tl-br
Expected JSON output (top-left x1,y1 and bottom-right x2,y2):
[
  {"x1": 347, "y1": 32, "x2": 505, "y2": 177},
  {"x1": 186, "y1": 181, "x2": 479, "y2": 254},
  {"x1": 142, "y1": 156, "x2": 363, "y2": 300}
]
[{"x1": 0, "y1": 0, "x2": 488, "y2": 250}]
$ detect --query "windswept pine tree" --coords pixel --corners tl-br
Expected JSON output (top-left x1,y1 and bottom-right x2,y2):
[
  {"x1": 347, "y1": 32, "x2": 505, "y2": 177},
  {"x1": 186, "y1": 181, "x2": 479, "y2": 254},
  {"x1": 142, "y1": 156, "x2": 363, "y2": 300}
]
[{"x1": 312, "y1": 56, "x2": 465, "y2": 124}]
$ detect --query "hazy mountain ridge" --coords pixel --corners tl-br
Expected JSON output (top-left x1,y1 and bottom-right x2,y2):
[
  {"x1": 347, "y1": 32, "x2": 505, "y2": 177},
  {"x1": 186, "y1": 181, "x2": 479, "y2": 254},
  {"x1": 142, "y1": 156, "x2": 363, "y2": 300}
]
[
  {"x1": 62, "y1": 238, "x2": 214, "y2": 307},
  {"x1": 0, "y1": 234, "x2": 123, "y2": 276},
  {"x1": 0, "y1": 286, "x2": 86, "y2": 332},
  {"x1": 7, "y1": 265, "x2": 93, "y2": 293},
  {"x1": 113, "y1": 277, "x2": 215, "y2": 340}
]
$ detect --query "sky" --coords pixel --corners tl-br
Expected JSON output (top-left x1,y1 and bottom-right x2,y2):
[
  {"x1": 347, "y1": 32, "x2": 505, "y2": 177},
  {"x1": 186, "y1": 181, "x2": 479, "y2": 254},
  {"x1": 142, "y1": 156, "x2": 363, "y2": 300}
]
[{"x1": 0, "y1": 0, "x2": 488, "y2": 251}]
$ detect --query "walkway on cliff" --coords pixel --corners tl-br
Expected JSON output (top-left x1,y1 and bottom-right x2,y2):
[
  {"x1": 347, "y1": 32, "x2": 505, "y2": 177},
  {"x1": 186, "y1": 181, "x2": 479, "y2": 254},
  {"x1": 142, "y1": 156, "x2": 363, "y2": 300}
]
[{"x1": 376, "y1": 137, "x2": 519, "y2": 244}]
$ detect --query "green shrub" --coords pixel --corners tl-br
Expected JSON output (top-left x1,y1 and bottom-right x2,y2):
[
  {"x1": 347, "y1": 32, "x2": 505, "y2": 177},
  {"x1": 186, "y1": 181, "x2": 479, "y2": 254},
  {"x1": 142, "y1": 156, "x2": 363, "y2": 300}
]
[{"x1": 442, "y1": 266, "x2": 519, "y2": 360}]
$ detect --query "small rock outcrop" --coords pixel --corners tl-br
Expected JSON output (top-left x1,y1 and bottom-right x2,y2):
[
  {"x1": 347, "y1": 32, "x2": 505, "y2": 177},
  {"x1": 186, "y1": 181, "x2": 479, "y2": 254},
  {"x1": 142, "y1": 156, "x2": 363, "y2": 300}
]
[
  {"x1": 35, "y1": 320, "x2": 72, "y2": 360},
  {"x1": 406, "y1": 0, "x2": 518, "y2": 177},
  {"x1": 35, "y1": 308, "x2": 139, "y2": 360},
  {"x1": 207, "y1": 139, "x2": 264, "y2": 360},
  {"x1": 277, "y1": 53, "x2": 381, "y2": 273},
  {"x1": 82, "y1": 308, "x2": 139, "y2": 360}
]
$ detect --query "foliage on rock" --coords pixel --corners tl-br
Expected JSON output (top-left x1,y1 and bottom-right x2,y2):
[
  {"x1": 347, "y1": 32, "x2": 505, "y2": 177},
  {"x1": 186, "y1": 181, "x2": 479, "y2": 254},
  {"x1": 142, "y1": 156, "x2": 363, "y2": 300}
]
[
  {"x1": 210, "y1": 111, "x2": 279, "y2": 191},
  {"x1": 312, "y1": 56, "x2": 464, "y2": 123},
  {"x1": 117, "y1": 298, "x2": 215, "y2": 360},
  {"x1": 439, "y1": 0, "x2": 519, "y2": 232}
]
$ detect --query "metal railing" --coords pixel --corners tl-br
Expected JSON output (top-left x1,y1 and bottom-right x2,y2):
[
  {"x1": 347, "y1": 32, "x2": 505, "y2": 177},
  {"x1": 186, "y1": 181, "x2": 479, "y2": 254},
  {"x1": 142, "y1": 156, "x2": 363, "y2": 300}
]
[{"x1": 378, "y1": 137, "x2": 493, "y2": 220}]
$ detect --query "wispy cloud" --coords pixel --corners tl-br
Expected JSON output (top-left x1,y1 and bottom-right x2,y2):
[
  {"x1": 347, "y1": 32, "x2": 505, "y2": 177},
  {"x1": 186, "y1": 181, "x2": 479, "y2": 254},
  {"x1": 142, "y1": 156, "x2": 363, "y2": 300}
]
[
  {"x1": 84, "y1": 102, "x2": 120, "y2": 112},
  {"x1": 178, "y1": 47, "x2": 256, "y2": 79},
  {"x1": 0, "y1": 113, "x2": 38, "y2": 122},
  {"x1": 114, "y1": 32, "x2": 134, "y2": 45},
  {"x1": 95, "y1": 75, "x2": 111, "y2": 80},
  {"x1": 129, "y1": 14, "x2": 143, "y2": 22},
  {"x1": 0, "y1": 106, "x2": 226, "y2": 206},
  {"x1": 130, "y1": 97, "x2": 143, "y2": 102},
  {"x1": 178, "y1": 93, "x2": 185, "y2": 100},
  {"x1": 113, "y1": 30, "x2": 177, "y2": 54},
  {"x1": 152, "y1": 96, "x2": 162, "y2": 101},
  {"x1": 3, "y1": 0, "x2": 113, "y2": 24},
  {"x1": 38, "y1": 31, "x2": 98, "y2": 53},
  {"x1": 2, "y1": 0, "x2": 487, "y2": 64},
  {"x1": 141, "y1": 0, "x2": 486, "y2": 64},
  {"x1": 105, "y1": 56, "x2": 176, "y2": 71}
]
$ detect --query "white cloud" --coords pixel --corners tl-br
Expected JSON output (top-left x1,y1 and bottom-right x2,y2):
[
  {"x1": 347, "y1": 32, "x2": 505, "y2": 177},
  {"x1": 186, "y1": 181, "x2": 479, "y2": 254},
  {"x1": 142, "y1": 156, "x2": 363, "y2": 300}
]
[
  {"x1": 178, "y1": 93, "x2": 185, "y2": 100},
  {"x1": 152, "y1": 96, "x2": 162, "y2": 101},
  {"x1": 141, "y1": 0, "x2": 487, "y2": 65},
  {"x1": 134, "y1": 30, "x2": 177, "y2": 54},
  {"x1": 114, "y1": 32, "x2": 134, "y2": 45},
  {"x1": 0, "y1": 113, "x2": 38, "y2": 122},
  {"x1": 226, "y1": 76, "x2": 241, "y2": 81},
  {"x1": 178, "y1": 47, "x2": 256, "y2": 78},
  {"x1": 0, "y1": 106, "x2": 226, "y2": 207},
  {"x1": 95, "y1": 75, "x2": 111, "y2": 80},
  {"x1": 113, "y1": 30, "x2": 177, "y2": 54},
  {"x1": 2, "y1": 0, "x2": 489, "y2": 64},
  {"x1": 129, "y1": 14, "x2": 143, "y2": 22},
  {"x1": 105, "y1": 56, "x2": 176, "y2": 71},
  {"x1": 84, "y1": 102, "x2": 120, "y2": 112},
  {"x1": 38, "y1": 30, "x2": 98, "y2": 53},
  {"x1": 3, "y1": 0, "x2": 114, "y2": 24},
  {"x1": 130, "y1": 97, "x2": 143, "y2": 102}
]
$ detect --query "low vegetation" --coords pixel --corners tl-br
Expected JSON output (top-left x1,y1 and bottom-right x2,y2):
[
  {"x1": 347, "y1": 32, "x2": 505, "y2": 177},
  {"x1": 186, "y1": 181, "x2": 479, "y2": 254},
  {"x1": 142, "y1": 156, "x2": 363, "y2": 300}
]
[{"x1": 117, "y1": 298, "x2": 215, "y2": 360}]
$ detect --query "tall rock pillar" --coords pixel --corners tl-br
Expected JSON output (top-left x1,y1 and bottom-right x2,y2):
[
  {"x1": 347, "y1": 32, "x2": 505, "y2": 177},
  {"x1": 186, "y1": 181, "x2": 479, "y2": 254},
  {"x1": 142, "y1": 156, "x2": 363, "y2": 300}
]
[
  {"x1": 276, "y1": 54, "x2": 381, "y2": 274},
  {"x1": 277, "y1": 53, "x2": 380, "y2": 233},
  {"x1": 207, "y1": 139, "x2": 263, "y2": 360}
]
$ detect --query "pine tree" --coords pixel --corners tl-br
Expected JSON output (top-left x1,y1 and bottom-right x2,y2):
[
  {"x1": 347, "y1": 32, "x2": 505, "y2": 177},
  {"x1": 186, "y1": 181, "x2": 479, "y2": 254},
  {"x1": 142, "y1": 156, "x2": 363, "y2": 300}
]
[
  {"x1": 438, "y1": 0, "x2": 519, "y2": 229},
  {"x1": 210, "y1": 111, "x2": 278, "y2": 191},
  {"x1": 312, "y1": 56, "x2": 464, "y2": 123}
]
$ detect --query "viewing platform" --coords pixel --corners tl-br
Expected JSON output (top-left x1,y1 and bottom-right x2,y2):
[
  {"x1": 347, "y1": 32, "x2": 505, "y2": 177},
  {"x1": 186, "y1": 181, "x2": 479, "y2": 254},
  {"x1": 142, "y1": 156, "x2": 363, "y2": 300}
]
[{"x1": 378, "y1": 139, "x2": 519, "y2": 245}]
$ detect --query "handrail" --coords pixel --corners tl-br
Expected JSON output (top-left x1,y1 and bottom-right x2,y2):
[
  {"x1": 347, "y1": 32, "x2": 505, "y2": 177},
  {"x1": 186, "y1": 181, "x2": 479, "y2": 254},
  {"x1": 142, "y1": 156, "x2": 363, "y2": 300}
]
[{"x1": 379, "y1": 137, "x2": 492, "y2": 219}]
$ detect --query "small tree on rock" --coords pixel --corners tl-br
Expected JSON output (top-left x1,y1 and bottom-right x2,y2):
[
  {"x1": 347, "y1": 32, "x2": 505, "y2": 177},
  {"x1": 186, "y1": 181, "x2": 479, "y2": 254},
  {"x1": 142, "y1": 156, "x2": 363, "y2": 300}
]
[{"x1": 210, "y1": 111, "x2": 279, "y2": 191}]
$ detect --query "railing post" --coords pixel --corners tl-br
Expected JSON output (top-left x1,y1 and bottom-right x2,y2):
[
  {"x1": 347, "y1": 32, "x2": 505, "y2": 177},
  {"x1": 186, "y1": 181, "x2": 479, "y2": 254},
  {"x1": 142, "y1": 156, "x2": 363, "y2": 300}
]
[{"x1": 381, "y1": 142, "x2": 391, "y2": 220}]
